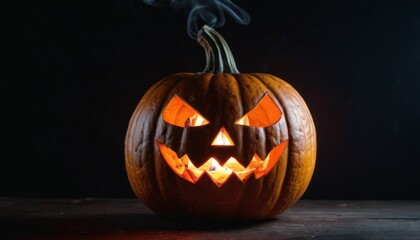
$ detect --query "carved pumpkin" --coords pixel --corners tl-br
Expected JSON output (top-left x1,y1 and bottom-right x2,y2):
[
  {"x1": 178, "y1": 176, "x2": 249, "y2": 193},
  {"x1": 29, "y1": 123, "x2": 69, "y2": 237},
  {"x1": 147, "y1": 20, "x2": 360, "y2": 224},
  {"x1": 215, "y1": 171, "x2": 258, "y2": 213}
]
[{"x1": 125, "y1": 25, "x2": 316, "y2": 220}]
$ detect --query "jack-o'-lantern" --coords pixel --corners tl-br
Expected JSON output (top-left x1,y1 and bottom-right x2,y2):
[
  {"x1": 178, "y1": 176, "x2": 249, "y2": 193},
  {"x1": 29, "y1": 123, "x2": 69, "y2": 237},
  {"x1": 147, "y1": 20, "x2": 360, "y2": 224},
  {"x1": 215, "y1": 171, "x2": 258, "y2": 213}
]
[{"x1": 125, "y1": 25, "x2": 316, "y2": 220}]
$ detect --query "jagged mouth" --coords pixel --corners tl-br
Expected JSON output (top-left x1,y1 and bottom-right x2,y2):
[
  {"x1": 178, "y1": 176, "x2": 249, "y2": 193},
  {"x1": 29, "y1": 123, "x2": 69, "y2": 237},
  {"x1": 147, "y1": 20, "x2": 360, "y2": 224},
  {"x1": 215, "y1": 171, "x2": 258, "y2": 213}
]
[{"x1": 156, "y1": 140, "x2": 288, "y2": 187}]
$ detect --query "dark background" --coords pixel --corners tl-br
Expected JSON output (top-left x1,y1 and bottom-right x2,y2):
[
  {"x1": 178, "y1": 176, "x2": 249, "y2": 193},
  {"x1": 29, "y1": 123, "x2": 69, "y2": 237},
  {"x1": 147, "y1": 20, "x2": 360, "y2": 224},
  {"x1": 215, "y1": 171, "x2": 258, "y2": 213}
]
[{"x1": 6, "y1": 0, "x2": 420, "y2": 199}]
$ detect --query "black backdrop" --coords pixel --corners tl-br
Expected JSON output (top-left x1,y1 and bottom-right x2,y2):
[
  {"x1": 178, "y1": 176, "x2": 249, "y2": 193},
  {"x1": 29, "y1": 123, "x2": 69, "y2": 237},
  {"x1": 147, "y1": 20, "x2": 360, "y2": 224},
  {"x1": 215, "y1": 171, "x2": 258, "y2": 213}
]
[{"x1": 6, "y1": 0, "x2": 420, "y2": 199}]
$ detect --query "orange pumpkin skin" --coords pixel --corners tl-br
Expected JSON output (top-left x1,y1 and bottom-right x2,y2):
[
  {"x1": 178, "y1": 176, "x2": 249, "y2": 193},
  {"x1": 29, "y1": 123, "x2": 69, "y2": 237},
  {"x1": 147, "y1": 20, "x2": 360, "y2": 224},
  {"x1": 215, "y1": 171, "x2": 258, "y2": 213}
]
[{"x1": 124, "y1": 26, "x2": 316, "y2": 220}]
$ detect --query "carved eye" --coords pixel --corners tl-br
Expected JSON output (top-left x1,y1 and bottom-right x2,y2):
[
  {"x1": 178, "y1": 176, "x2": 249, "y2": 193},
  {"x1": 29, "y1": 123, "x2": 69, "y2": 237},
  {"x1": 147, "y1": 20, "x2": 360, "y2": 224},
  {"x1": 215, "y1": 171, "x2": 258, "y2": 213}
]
[
  {"x1": 162, "y1": 94, "x2": 210, "y2": 128},
  {"x1": 235, "y1": 93, "x2": 282, "y2": 127}
]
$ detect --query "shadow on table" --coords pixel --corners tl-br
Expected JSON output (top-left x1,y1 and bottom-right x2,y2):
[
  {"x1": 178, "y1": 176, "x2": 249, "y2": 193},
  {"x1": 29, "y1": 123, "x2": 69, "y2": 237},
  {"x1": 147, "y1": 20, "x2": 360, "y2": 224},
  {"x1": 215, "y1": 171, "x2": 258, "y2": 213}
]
[{"x1": 3, "y1": 212, "x2": 277, "y2": 240}]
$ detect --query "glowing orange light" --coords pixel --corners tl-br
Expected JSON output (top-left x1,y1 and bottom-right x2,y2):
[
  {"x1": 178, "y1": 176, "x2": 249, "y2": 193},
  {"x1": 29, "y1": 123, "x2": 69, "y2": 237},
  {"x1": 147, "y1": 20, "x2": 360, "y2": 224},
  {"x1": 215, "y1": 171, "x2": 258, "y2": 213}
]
[
  {"x1": 211, "y1": 127, "x2": 234, "y2": 146},
  {"x1": 162, "y1": 94, "x2": 210, "y2": 127},
  {"x1": 188, "y1": 114, "x2": 206, "y2": 127},
  {"x1": 235, "y1": 115, "x2": 250, "y2": 126},
  {"x1": 235, "y1": 93, "x2": 282, "y2": 127},
  {"x1": 156, "y1": 140, "x2": 288, "y2": 187}
]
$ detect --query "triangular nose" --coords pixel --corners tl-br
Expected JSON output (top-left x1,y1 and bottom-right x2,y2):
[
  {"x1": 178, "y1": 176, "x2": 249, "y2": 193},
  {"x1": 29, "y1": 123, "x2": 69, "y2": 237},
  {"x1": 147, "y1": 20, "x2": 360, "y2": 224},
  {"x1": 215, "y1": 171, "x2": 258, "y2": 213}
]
[{"x1": 211, "y1": 127, "x2": 234, "y2": 146}]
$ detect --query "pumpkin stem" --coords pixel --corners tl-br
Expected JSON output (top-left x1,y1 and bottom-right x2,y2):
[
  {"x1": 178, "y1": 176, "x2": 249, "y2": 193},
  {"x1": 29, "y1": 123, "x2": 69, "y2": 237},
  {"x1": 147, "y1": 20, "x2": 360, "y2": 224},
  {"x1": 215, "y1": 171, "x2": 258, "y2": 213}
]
[{"x1": 197, "y1": 25, "x2": 239, "y2": 74}]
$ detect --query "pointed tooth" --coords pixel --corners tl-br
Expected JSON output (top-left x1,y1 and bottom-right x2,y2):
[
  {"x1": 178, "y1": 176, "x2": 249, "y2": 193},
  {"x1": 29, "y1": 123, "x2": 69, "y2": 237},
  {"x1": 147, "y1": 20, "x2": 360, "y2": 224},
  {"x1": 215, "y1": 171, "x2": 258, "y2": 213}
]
[
  {"x1": 254, "y1": 171, "x2": 266, "y2": 179},
  {"x1": 186, "y1": 168, "x2": 204, "y2": 182},
  {"x1": 259, "y1": 141, "x2": 288, "y2": 176},
  {"x1": 156, "y1": 141, "x2": 186, "y2": 176},
  {"x1": 234, "y1": 169, "x2": 254, "y2": 182},
  {"x1": 247, "y1": 141, "x2": 288, "y2": 179},
  {"x1": 157, "y1": 139, "x2": 288, "y2": 185},
  {"x1": 199, "y1": 158, "x2": 220, "y2": 171},
  {"x1": 180, "y1": 170, "x2": 195, "y2": 183},
  {"x1": 247, "y1": 154, "x2": 262, "y2": 170},
  {"x1": 206, "y1": 168, "x2": 232, "y2": 187},
  {"x1": 247, "y1": 154, "x2": 265, "y2": 179},
  {"x1": 223, "y1": 157, "x2": 246, "y2": 172}
]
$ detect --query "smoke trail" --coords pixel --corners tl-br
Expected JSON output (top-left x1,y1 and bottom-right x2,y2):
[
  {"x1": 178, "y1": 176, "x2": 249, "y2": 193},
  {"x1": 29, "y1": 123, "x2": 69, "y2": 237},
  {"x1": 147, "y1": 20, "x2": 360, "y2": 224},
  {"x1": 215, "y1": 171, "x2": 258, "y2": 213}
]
[{"x1": 143, "y1": 0, "x2": 250, "y2": 39}]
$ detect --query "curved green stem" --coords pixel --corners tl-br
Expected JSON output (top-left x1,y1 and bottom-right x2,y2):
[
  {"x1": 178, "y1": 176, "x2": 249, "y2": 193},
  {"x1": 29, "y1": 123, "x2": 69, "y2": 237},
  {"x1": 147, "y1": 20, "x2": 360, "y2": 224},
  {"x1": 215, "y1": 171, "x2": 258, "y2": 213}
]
[{"x1": 197, "y1": 25, "x2": 239, "y2": 74}]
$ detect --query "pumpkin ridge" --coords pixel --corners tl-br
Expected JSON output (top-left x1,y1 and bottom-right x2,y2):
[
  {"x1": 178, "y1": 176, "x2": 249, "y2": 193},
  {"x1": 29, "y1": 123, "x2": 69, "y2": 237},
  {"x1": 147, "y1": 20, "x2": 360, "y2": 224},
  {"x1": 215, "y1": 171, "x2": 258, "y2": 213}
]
[
  {"x1": 127, "y1": 75, "x2": 177, "y2": 161},
  {"x1": 251, "y1": 73, "x2": 296, "y2": 216},
  {"x1": 252, "y1": 73, "x2": 316, "y2": 216},
  {"x1": 242, "y1": 73, "x2": 282, "y2": 160},
  {"x1": 251, "y1": 73, "x2": 298, "y2": 210},
  {"x1": 231, "y1": 74, "x2": 259, "y2": 164},
  {"x1": 229, "y1": 73, "x2": 260, "y2": 217},
  {"x1": 126, "y1": 73, "x2": 187, "y2": 212},
  {"x1": 285, "y1": 82, "x2": 316, "y2": 201},
  {"x1": 176, "y1": 73, "x2": 212, "y2": 157},
  {"x1": 152, "y1": 74, "x2": 202, "y2": 206},
  {"x1": 227, "y1": 73, "x2": 272, "y2": 217},
  {"x1": 225, "y1": 73, "x2": 248, "y2": 216},
  {"x1": 127, "y1": 73, "x2": 187, "y2": 168},
  {"x1": 249, "y1": 74, "x2": 288, "y2": 154},
  {"x1": 231, "y1": 74, "x2": 246, "y2": 161},
  {"x1": 245, "y1": 73, "x2": 288, "y2": 216},
  {"x1": 161, "y1": 73, "x2": 212, "y2": 210}
]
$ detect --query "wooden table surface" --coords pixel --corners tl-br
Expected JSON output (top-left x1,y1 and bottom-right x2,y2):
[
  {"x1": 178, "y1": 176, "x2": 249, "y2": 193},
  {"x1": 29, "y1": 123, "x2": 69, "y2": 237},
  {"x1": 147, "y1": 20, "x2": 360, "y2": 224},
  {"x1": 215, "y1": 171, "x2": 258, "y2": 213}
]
[{"x1": 1, "y1": 198, "x2": 419, "y2": 240}]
